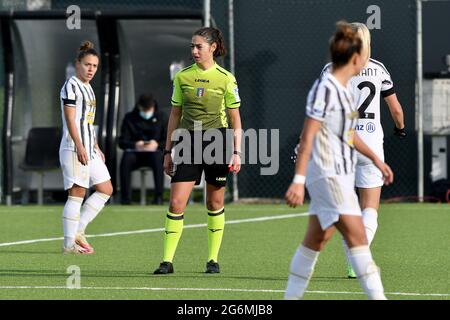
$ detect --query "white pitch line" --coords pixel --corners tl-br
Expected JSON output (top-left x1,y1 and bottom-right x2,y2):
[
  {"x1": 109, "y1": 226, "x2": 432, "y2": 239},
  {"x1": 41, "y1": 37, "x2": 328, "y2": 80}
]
[
  {"x1": 0, "y1": 285, "x2": 448, "y2": 297},
  {"x1": 0, "y1": 286, "x2": 284, "y2": 293},
  {"x1": 0, "y1": 212, "x2": 309, "y2": 247}
]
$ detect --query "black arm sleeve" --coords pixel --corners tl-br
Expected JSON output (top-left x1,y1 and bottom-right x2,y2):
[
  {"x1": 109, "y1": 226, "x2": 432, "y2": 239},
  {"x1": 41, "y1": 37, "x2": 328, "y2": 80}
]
[{"x1": 381, "y1": 87, "x2": 395, "y2": 98}]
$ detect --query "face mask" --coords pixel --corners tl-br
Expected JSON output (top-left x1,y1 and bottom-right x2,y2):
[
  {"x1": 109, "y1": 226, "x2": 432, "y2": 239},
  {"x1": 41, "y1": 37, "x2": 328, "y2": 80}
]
[{"x1": 139, "y1": 111, "x2": 154, "y2": 120}]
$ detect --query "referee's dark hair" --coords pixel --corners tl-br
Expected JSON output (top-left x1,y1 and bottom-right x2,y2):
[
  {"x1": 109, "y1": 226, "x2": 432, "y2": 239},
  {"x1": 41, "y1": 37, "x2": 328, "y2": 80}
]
[
  {"x1": 329, "y1": 21, "x2": 362, "y2": 68},
  {"x1": 77, "y1": 40, "x2": 99, "y2": 62},
  {"x1": 194, "y1": 27, "x2": 227, "y2": 58}
]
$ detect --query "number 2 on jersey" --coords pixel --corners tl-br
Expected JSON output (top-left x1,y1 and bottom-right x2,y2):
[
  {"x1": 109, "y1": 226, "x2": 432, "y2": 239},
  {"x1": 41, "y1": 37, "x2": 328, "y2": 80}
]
[{"x1": 357, "y1": 81, "x2": 375, "y2": 119}]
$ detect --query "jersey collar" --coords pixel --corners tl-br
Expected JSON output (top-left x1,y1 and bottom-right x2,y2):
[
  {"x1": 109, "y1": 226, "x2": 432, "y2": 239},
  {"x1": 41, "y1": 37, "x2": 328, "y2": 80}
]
[
  {"x1": 194, "y1": 62, "x2": 217, "y2": 74},
  {"x1": 73, "y1": 75, "x2": 91, "y2": 88},
  {"x1": 328, "y1": 73, "x2": 351, "y2": 92}
]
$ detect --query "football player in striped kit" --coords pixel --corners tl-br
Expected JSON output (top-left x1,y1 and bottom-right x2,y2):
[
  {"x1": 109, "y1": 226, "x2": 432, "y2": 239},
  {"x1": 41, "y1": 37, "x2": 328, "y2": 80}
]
[
  {"x1": 284, "y1": 21, "x2": 393, "y2": 300},
  {"x1": 320, "y1": 23, "x2": 406, "y2": 278},
  {"x1": 59, "y1": 41, "x2": 112, "y2": 254}
]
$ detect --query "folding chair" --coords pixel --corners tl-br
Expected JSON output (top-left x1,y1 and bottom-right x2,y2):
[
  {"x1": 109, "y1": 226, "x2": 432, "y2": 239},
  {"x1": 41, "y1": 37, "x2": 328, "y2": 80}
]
[{"x1": 20, "y1": 127, "x2": 62, "y2": 205}]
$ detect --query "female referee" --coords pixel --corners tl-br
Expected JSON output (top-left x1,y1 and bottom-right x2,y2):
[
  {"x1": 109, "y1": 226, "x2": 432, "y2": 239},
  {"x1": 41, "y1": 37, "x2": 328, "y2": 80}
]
[
  {"x1": 153, "y1": 27, "x2": 242, "y2": 274},
  {"x1": 59, "y1": 41, "x2": 113, "y2": 254},
  {"x1": 320, "y1": 22, "x2": 406, "y2": 278},
  {"x1": 284, "y1": 21, "x2": 393, "y2": 300}
]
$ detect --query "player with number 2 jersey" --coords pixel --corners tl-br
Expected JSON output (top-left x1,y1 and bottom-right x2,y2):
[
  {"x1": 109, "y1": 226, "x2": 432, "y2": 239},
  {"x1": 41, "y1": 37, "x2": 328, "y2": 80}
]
[{"x1": 320, "y1": 23, "x2": 406, "y2": 279}]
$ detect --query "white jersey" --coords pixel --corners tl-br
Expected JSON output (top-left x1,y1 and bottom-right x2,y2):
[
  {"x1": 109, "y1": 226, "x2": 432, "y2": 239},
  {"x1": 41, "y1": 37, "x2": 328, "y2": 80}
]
[
  {"x1": 305, "y1": 72, "x2": 359, "y2": 185},
  {"x1": 321, "y1": 58, "x2": 395, "y2": 165},
  {"x1": 60, "y1": 76, "x2": 97, "y2": 160}
]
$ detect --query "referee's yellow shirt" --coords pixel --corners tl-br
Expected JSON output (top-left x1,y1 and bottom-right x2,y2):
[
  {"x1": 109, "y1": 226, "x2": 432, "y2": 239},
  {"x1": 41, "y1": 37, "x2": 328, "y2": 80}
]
[{"x1": 171, "y1": 63, "x2": 241, "y2": 130}]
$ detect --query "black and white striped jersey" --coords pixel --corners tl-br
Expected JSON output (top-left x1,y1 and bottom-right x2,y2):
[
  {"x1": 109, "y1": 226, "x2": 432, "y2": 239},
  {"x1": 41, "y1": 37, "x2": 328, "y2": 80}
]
[
  {"x1": 60, "y1": 76, "x2": 97, "y2": 160},
  {"x1": 305, "y1": 72, "x2": 359, "y2": 185},
  {"x1": 320, "y1": 58, "x2": 395, "y2": 165}
]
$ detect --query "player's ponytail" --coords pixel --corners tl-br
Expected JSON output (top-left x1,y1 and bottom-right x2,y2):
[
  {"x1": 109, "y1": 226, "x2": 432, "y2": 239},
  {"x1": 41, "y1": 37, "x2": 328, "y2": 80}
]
[
  {"x1": 329, "y1": 21, "x2": 362, "y2": 68},
  {"x1": 194, "y1": 27, "x2": 227, "y2": 58},
  {"x1": 350, "y1": 22, "x2": 371, "y2": 63},
  {"x1": 77, "y1": 40, "x2": 99, "y2": 62}
]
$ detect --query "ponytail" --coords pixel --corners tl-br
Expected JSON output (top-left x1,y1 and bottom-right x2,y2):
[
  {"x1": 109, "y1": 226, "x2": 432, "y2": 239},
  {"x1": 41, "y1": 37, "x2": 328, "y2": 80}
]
[
  {"x1": 329, "y1": 21, "x2": 362, "y2": 68},
  {"x1": 193, "y1": 27, "x2": 227, "y2": 57}
]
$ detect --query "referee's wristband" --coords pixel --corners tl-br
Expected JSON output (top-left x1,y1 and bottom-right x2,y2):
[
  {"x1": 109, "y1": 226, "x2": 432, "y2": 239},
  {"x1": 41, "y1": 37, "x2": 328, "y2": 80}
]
[
  {"x1": 293, "y1": 174, "x2": 306, "y2": 185},
  {"x1": 163, "y1": 149, "x2": 172, "y2": 156},
  {"x1": 233, "y1": 150, "x2": 242, "y2": 157}
]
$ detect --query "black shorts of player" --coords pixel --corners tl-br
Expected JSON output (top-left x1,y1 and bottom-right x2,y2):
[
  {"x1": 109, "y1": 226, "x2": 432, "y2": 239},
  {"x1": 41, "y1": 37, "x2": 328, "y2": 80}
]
[{"x1": 171, "y1": 128, "x2": 232, "y2": 188}]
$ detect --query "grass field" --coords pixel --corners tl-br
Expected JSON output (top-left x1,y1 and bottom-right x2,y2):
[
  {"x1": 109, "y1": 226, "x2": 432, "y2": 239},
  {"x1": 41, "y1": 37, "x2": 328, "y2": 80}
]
[{"x1": 0, "y1": 203, "x2": 448, "y2": 300}]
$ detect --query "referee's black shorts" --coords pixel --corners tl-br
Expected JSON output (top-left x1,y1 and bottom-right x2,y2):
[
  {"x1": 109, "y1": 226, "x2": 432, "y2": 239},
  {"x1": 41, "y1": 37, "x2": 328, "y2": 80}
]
[{"x1": 171, "y1": 128, "x2": 231, "y2": 188}]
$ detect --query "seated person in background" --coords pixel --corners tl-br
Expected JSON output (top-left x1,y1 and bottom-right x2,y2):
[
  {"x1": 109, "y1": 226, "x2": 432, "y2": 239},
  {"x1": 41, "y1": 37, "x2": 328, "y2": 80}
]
[{"x1": 118, "y1": 94, "x2": 167, "y2": 205}]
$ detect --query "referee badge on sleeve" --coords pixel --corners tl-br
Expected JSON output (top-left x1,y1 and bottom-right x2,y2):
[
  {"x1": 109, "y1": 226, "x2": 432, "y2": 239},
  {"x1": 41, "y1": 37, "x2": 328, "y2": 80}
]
[{"x1": 234, "y1": 87, "x2": 241, "y2": 102}]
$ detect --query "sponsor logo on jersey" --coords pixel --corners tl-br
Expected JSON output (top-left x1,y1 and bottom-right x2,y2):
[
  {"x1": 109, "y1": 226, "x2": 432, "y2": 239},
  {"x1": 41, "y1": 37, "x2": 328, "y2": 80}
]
[
  {"x1": 216, "y1": 177, "x2": 226, "y2": 181},
  {"x1": 366, "y1": 122, "x2": 376, "y2": 133},
  {"x1": 196, "y1": 88, "x2": 205, "y2": 97},
  {"x1": 195, "y1": 79, "x2": 210, "y2": 83}
]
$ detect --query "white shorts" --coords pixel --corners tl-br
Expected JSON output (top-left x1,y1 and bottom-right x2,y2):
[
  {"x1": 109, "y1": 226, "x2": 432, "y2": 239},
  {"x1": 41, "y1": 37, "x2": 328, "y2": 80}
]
[
  {"x1": 59, "y1": 149, "x2": 111, "y2": 190},
  {"x1": 355, "y1": 163, "x2": 384, "y2": 188},
  {"x1": 306, "y1": 175, "x2": 361, "y2": 230}
]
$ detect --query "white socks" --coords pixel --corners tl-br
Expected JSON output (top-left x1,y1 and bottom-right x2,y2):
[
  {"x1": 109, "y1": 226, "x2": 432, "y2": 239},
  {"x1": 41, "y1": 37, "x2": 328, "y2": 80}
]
[
  {"x1": 349, "y1": 245, "x2": 386, "y2": 300},
  {"x1": 343, "y1": 207, "x2": 378, "y2": 265},
  {"x1": 361, "y1": 208, "x2": 378, "y2": 245},
  {"x1": 77, "y1": 192, "x2": 110, "y2": 234},
  {"x1": 284, "y1": 245, "x2": 320, "y2": 300},
  {"x1": 62, "y1": 196, "x2": 83, "y2": 248}
]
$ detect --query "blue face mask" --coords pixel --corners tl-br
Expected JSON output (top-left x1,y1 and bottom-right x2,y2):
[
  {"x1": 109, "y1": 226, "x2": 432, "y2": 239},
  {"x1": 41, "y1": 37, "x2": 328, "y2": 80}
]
[{"x1": 139, "y1": 111, "x2": 154, "y2": 120}]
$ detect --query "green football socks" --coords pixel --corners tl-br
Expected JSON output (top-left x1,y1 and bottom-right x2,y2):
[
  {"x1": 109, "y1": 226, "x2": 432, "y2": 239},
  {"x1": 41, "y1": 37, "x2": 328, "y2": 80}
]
[
  {"x1": 207, "y1": 207, "x2": 225, "y2": 262},
  {"x1": 162, "y1": 211, "x2": 184, "y2": 263}
]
